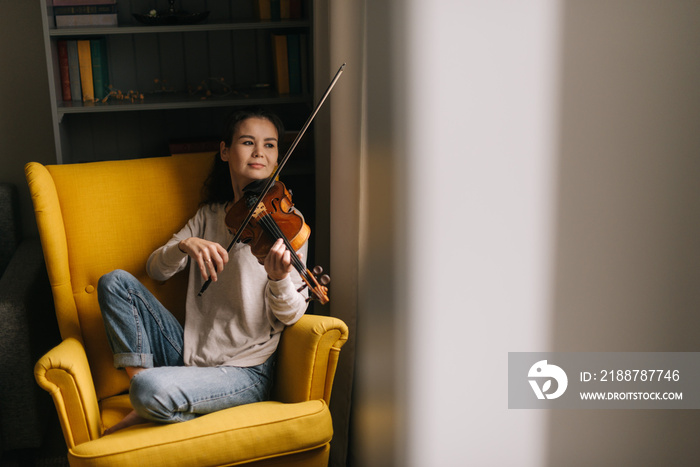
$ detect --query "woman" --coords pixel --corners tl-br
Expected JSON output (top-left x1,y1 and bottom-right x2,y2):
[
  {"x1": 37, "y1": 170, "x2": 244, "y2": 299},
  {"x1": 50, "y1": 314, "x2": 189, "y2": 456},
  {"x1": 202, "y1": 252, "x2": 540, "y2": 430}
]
[{"x1": 98, "y1": 108, "x2": 308, "y2": 434}]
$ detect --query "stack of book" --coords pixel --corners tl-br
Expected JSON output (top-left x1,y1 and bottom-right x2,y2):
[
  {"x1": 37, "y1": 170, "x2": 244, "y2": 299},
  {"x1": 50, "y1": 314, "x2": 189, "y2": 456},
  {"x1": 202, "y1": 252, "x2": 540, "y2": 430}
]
[
  {"x1": 57, "y1": 38, "x2": 110, "y2": 103},
  {"x1": 53, "y1": 0, "x2": 118, "y2": 29},
  {"x1": 271, "y1": 34, "x2": 308, "y2": 95}
]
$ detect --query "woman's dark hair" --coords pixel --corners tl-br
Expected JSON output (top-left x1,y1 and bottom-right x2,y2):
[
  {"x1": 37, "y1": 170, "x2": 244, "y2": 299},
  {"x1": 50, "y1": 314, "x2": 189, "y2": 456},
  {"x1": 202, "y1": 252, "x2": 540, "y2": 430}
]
[{"x1": 201, "y1": 108, "x2": 285, "y2": 205}]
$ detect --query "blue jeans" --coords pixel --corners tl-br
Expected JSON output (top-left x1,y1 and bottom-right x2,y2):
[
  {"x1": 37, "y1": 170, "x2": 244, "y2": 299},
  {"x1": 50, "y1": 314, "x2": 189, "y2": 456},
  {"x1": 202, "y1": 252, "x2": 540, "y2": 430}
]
[{"x1": 98, "y1": 269, "x2": 275, "y2": 423}]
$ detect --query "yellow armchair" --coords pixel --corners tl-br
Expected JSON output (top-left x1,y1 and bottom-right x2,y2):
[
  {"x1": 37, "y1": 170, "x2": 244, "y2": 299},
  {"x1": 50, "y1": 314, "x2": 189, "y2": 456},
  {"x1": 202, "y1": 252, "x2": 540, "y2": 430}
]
[{"x1": 26, "y1": 154, "x2": 347, "y2": 466}]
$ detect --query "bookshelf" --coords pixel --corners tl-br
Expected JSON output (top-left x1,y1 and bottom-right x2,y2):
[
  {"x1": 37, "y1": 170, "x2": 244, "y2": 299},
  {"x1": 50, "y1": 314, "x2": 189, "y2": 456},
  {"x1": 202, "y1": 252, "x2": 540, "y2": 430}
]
[
  {"x1": 38, "y1": 0, "x2": 320, "y2": 278},
  {"x1": 39, "y1": 0, "x2": 315, "y2": 166}
]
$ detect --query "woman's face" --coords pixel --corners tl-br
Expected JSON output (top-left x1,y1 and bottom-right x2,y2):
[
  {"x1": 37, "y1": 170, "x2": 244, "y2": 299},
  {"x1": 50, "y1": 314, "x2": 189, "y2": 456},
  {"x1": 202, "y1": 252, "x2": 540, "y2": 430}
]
[{"x1": 220, "y1": 117, "x2": 279, "y2": 197}]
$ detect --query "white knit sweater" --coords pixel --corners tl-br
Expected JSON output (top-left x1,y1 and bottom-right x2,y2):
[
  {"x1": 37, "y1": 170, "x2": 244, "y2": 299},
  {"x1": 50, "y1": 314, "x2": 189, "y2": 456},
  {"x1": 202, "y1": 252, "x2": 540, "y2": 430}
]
[{"x1": 146, "y1": 203, "x2": 308, "y2": 367}]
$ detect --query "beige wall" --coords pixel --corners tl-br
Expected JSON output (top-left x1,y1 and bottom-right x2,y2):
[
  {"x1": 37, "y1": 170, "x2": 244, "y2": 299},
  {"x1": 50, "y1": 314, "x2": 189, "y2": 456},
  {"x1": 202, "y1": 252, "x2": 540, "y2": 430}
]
[
  {"x1": 0, "y1": 1, "x2": 55, "y2": 236},
  {"x1": 548, "y1": 1, "x2": 700, "y2": 465}
]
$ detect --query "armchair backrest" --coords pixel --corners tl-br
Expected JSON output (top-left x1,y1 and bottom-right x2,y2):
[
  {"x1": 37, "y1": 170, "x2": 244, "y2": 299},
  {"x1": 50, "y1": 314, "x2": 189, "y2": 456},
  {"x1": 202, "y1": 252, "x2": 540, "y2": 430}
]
[{"x1": 26, "y1": 154, "x2": 213, "y2": 400}]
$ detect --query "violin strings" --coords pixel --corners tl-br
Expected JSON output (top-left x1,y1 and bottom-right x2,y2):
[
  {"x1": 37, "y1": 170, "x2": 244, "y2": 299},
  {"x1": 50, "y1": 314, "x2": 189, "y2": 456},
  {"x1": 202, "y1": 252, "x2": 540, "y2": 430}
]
[{"x1": 258, "y1": 214, "x2": 309, "y2": 279}]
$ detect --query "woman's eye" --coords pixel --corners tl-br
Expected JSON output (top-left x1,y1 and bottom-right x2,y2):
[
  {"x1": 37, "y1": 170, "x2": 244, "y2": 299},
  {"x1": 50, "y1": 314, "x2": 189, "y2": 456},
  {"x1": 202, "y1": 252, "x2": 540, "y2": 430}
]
[
  {"x1": 242, "y1": 140, "x2": 253, "y2": 145},
  {"x1": 265, "y1": 143, "x2": 276, "y2": 148}
]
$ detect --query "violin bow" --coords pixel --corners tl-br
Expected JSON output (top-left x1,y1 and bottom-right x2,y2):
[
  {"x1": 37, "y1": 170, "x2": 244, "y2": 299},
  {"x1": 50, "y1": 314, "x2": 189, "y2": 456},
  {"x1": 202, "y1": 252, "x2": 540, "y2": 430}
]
[{"x1": 198, "y1": 62, "x2": 346, "y2": 296}]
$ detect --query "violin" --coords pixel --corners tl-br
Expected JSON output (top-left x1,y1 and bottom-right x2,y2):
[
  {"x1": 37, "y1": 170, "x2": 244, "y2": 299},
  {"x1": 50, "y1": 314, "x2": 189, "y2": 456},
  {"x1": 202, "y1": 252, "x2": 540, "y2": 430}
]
[
  {"x1": 197, "y1": 63, "x2": 345, "y2": 301},
  {"x1": 225, "y1": 180, "x2": 330, "y2": 304}
]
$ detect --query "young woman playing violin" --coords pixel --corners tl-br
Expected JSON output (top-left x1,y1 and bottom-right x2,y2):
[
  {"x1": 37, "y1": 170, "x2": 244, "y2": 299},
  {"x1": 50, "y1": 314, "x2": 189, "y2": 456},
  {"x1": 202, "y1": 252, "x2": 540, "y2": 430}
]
[{"x1": 97, "y1": 108, "x2": 309, "y2": 434}]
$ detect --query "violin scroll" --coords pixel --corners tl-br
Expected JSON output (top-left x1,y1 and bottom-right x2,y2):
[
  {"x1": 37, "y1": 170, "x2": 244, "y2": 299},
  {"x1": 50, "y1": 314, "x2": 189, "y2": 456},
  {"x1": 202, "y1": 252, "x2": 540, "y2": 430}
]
[
  {"x1": 312, "y1": 265, "x2": 331, "y2": 286},
  {"x1": 298, "y1": 265, "x2": 330, "y2": 304}
]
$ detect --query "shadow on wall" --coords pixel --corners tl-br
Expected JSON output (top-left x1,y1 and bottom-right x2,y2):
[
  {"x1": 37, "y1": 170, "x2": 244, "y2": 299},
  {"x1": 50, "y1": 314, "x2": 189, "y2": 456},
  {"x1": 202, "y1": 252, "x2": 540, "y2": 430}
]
[{"x1": 547, "y1": 2, "x2": 700, "y2": 466}]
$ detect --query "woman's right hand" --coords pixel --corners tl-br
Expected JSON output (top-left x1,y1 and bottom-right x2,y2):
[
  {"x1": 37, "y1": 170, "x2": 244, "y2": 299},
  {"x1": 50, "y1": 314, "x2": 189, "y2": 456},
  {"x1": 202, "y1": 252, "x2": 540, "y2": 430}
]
[{"x1": 178, "y1": 237, "x2": 229, "y2": 282}]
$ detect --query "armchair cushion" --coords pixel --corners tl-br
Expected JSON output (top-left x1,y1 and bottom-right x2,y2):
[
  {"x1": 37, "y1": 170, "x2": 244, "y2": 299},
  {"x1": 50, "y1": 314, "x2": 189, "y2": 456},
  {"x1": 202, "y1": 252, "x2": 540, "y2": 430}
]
[{"x1": 69, "y1": 399, "x2": 332, "y2": 467}]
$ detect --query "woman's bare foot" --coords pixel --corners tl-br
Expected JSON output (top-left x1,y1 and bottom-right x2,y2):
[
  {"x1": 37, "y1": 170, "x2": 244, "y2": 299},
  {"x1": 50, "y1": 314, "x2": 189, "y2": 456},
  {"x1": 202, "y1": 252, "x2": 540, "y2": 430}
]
[
  {"x1": 103, "y1": 409, "x2": 148, "y2": 435},
  {"x1": 103, "y1": 367, "x2": 150, "y2": 435},
  {"x1": 125, "y1": 366, "x2": 147, "y2": 379}
]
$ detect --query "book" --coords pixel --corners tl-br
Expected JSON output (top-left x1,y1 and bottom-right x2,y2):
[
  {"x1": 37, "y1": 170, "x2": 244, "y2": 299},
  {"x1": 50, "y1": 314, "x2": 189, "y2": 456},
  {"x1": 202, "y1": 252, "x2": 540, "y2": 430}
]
[
  {"x1": 255, "y1": 0, "x2": 300, "y2": 21},
  {"x1": 55, "y1": 13, "x2": 118, "y2": 28},
  {"x1": 255, "y1": 0, "x2": 271, "y2": 20},
  {"x1": 271, "y1": 35, "x2": 289, "y2": 94},
  {"x1": 52, "y1": 0, "x2": 116, "y2": 5},
  {"x1": 289, "y1": 0, "x2": 302, "y2": 19},
  {"x1": 287, "y1": 34, "x2": 301, "y2": 94},
  {"x1": 271, "y1": 0, "x2": 280, "y2": 20},
  {"x1": 90, "y1": 38, "x2": 110, "y2": 100},
  {"x1": 57, "y1": 40, "x2": 71, "y2": 101},
  {"x1": 76, "y1": 40, "x2": 94, "y2": 102},
  {"x1": 66, "y1": 40, "x2": 82, "y2": 101},
  {"x1": 53, "y1": 4, "x2": 117, "y2": 15}
]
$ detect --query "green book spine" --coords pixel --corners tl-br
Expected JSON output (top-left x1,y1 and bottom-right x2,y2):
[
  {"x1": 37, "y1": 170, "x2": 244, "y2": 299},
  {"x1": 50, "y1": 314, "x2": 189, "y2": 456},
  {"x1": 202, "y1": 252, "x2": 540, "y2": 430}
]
[
  {"x1": 66, "y1": 40, "x2": 82, "y2": 101},
  {"x1": 90, "y1": 38, "x2": 110, "y2": 100}
]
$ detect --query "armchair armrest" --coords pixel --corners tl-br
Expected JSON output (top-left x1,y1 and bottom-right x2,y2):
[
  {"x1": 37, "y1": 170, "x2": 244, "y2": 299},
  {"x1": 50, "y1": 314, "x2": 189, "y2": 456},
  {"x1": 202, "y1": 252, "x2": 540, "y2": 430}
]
[
  {"x1": 34, "y1": 338, "x2": 102, "y2": 448},
  {"x1": 273, "y1": 314, "x2": 349, "y2": 405}
]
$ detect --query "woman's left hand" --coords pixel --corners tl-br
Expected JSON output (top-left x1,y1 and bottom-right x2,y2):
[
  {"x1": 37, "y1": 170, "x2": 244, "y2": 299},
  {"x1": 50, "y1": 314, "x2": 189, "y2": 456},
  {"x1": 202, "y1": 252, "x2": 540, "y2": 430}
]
[{"x1": 264, "y1": 238, "x2": 298, "y2": 281}]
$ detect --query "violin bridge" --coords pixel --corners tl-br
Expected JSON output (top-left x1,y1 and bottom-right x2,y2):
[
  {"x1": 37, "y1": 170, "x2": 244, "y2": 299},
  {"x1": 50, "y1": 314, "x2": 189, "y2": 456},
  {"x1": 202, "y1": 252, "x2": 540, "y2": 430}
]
[{"x1": 252, "y1": 202, "x2": 266, "y2": 219}]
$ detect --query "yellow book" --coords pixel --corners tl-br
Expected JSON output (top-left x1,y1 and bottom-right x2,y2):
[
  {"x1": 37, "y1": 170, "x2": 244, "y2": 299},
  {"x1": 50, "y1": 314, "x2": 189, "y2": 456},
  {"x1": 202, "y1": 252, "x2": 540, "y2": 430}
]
[
  {"x1": 255, "y1": 0, "x2": 271, "y2": 20},
  {"x1": 77, "y1": 39, "x2": 94, "y2": 102},
  {"x1": 280, "y1": 0, "x2": 290, "y2": 19},
  {"x1": 271, "y1": 34, "x2": 289, "y2": 94}
]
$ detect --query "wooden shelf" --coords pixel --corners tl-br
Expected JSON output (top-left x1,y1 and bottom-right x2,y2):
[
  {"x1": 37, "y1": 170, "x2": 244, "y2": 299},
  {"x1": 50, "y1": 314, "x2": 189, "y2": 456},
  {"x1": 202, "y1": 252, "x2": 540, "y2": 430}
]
[
  {"x1": 56, "y1": 90, "x2": 310, "y2": 119},
  {"x1": 48, "y1": 20, "x2": 310, "y2": 37}
]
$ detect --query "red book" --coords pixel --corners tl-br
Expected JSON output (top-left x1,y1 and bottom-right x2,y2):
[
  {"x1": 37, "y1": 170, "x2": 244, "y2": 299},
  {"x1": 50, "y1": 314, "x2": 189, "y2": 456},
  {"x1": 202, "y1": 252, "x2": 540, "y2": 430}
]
[
  {"x1": 57, "y1": 40, "x2": 71, "y2": 101},
  {"x1": 289, "y1": 0, "x2": 302, "y2": 19}
]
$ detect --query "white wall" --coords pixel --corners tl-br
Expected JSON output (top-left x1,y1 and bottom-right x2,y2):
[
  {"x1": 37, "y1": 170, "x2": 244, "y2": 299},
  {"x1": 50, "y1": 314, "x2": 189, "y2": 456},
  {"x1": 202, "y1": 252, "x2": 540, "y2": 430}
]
[
  {"x1": 398, "y1": 1, "x2": 559, "y2": 465},
  {"x1": 350, "y1": 0, "x2": 558, "y2": 465}
]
